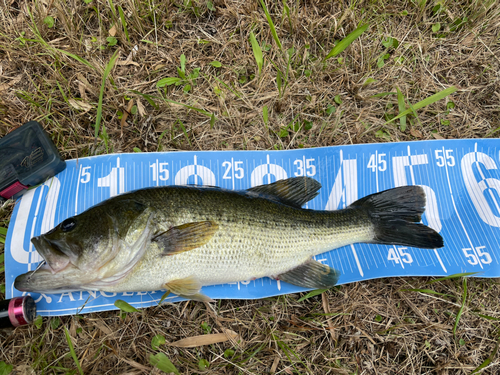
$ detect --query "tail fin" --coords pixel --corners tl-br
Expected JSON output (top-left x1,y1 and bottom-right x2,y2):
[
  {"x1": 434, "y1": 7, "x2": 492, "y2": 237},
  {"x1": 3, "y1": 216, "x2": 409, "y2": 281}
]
[{"x1": 350, "y1": 186, "x2": 444, "y2": 249}]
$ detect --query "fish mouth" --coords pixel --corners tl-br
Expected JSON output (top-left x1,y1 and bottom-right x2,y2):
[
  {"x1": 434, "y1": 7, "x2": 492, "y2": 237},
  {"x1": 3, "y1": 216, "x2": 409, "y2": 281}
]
[
  {"x1": 31, "y1": 235, "x2": 71, "y2": 274},
  {"x1": 14, "y1": 236, "x2": 82, "y2": 293}
]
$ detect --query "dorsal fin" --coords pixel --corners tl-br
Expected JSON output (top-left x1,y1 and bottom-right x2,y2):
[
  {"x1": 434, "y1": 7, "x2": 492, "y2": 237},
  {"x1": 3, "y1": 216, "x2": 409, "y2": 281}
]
[{"x1": 246, "y1": 177, "x2": 321, "y2": 208}]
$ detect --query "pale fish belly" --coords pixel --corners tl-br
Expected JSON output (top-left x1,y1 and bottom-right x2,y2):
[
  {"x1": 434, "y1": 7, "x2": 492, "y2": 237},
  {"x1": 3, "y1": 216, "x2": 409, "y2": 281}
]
[
  {"x1": 98, "y1": 238, "x2": 308, "y2": 292},
  {"x1": 98, "y1": 217, "x2": 374, "y2": 293}
]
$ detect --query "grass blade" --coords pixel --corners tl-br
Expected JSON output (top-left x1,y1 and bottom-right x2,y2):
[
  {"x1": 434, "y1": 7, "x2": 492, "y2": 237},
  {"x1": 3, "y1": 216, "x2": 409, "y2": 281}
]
[
  {"x1": 130, "y1": 90, "x2": 159, "y2": 109},
  {"x1": 474, "y1": 313, "x2": 500, "y2": 321},
  {"x1": 180, "y1": 54, "x2": 186, "y2": 74},
  {"x1": 408, "y1": 101, "x2": 422, "y2": 126},
  {"x1": 453, "y1": 277, "x2": 467, "y2": 337},
  {"x1": 249, "y1": 32, "x2": 263, "y2": 75},
  {"x1": 177, "y1": 120, "x2": 191, "y2": 146},
  {"x1": 297, "y1": 288, "x2": 329, "y2": 302},
  {"x1": 95, "y1": 50, "x2": 120, "y2": 140},
  {"x1": 149, "y1": 353, "x2": 180, "y2": 374},
  {"x1": 107, "y1": 0, "x2": 117, "y2": 19},
  {"x1": 159, "y1": 290, "x2": 170, "y2": 304},
  {"x1": 260, "y1": 0, "x2": 282, "y2": 50},
  {"x1": 471, "y1": 339, "x2": 500, "y2": 374},
  {"x1": 53, "y1": 48, "x2": 95, "y2": 70},
  {"x1": 156, "y1": 77, "x2": 182, "y2": 87},
  {"x1": 164, "y1": 99, "x2": 211, "y2": 117},
  {"x1": 396, "y1": 87, "x2": 407, "y2": 131},
  {"x1": 64, "y1": 327, "x2": 84, "y2": 375},
  {"x1": 114, "y1": 299, "x2": 139, "y2": 312},
  {"x1": 118, "y1": 6, "x2": 130, "y2": 42},
  {"x1": 273, "y1": 333, "x2": 312, "y2": 374},
  {"x1": 282, "y1": 0, "x2": 292, "y2": 30},
  {"x1": 0, "y1": 361, "x2": 13, "y2": 374},
  {"x1": 427, "y1": 272, "x2": 479, "y2": 284},
  {"x1": 210, "y1": 113, "x2": 216, "y2": 129},
  {"x1": 385, "y1": 86, "x2": 457, "y2": 124},
  {"x1": 324, "y1": 24, "x2": 368, "y2": 60}
]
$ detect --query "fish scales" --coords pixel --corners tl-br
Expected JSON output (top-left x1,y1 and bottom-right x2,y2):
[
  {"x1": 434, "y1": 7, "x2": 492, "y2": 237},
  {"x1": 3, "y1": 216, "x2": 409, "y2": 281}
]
[{"x1": 104, "y1": 186, "x2": 374, "y2": 292}]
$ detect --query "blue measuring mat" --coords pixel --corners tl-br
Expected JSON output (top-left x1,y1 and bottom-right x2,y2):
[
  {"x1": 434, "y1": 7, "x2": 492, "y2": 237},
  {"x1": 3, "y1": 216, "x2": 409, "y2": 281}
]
[{"x1": 4, "y1": 139, "x2": 500, "y2": 316}]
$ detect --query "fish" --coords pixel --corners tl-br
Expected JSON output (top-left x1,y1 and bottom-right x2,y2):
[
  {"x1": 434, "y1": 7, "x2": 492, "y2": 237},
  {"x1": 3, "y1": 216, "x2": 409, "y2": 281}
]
[{"x1": 14, "y1": 177, "x2": 443, "y2": 301}]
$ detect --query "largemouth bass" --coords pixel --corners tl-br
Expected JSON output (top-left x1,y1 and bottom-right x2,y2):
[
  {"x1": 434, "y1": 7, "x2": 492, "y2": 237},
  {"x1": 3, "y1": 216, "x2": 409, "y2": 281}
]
[{"x1": 15, "y1": 177, "x2": 443, "y2": 301}]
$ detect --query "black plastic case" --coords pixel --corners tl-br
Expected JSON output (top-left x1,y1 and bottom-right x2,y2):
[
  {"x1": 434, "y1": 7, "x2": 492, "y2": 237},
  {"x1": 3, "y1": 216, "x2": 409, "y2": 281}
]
[{"x1": 0, "y1": 121, "x2": 66, "y2": 201}]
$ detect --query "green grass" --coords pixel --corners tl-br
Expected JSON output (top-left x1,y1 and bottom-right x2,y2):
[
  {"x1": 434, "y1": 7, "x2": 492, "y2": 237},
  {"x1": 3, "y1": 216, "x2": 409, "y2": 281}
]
[
  {"x1": 471, "y1": 339, "x2": 500, "y2": 374},
  {"x1": 0, "y1": 361, "x2": 13, "y2": 374},
  {"x1": 0, "y1": 226, "x2": 6, "y2": 244},
  {"x1": 114, "y1": 299, "x2": 139, "y2": 312},
  {"x1": 0, "y1": 0, "x2": 499, "y2": 373},
  {"x1": 249, "y1": 31, "x2": 263, "y2": 75},
  {"x1": 453, "y1": 277, "x2": 468, "y2": 337},
  {"x1": 150, "y1": 353, "x2": 180, "y2": 374},
  {"x1": 385, "y1": 86, "x2": 458, "y2": 125},
  {"x1": 427, "y1": 272, "x2": 479, "y2": 284},
  {"x1": 324, "y1": 23, "x2": 369, "y2": 60},
  {"x1": 273, "y1": 333, "x2": 312, "y2": 374},
  {"x1": 260, "y1": 0, "x2": 282, "y2": 50},
  {"x1": 64, "y1": 327, "x2": 84, "y2": 375},
  {"x1": 95, "y1": 50, "x2": 119, "y2": 142},
  {"x1": 396, "y1": 87, "x2": 407, "y2": 131}
]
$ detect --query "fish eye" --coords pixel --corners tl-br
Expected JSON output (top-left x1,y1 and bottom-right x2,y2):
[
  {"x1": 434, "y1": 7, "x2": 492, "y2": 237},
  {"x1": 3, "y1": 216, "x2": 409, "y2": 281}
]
[{"x1": 61, "y1": 218, "x2": 77, "y2": 232}]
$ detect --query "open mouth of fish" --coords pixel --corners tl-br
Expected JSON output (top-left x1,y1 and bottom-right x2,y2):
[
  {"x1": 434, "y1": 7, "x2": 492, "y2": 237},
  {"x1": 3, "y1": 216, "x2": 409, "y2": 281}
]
[
  {"x1": 15, "y1": 210, "x2": 154, "y2": 293},
  {"x1": 31, "y1": 236, "x2": 71, "y2": 273},
  {"x1": 14, "y1": 236, "x2": 85, "y2": 293}
]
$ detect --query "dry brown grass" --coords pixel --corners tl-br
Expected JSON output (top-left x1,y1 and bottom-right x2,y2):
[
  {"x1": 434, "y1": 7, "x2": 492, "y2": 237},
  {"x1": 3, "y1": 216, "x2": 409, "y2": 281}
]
[{"x1": 1, "y1": 0, "x2": 500, "y2": 373}]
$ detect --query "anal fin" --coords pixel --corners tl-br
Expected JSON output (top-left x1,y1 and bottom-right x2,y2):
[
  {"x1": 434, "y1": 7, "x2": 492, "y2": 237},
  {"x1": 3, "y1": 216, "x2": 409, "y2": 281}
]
[
  {"x1": 277, "y1": 259, "x2": 340, "y2": 289},
  {"x1": 164, "y1": 276, "x2": 214, "y2": 302}
]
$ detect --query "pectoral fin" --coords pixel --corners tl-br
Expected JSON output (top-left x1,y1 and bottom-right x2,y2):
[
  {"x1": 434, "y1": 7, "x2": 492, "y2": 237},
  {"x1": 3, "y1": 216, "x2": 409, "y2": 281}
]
[
  {"x1": 277, "y1": 259, "x2": 340, "y2": 289},
  {"x1": 164, "y1": 276, "x2": 213, "y2": 302},
  {"x1": 153, "y1": 221, "x2": 219, "y2": 256}
]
